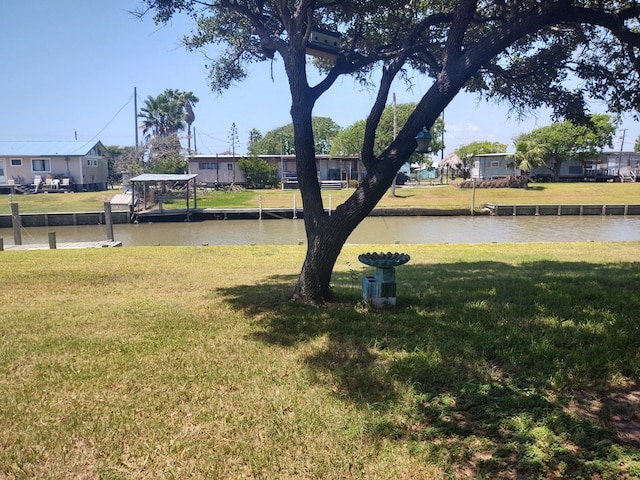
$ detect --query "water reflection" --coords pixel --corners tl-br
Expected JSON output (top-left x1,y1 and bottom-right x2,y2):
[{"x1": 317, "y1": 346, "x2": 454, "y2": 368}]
[{"x1": 1, "y1": 216, "x2": 639, "y2": 246}]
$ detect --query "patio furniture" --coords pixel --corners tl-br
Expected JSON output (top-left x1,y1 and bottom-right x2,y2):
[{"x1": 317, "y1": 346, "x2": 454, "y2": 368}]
[{"x1": 31, "y1": 175, "x2": 42, "y2": 193}]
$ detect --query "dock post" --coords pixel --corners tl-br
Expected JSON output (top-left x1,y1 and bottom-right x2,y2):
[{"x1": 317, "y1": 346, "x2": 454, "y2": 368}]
[
  {"x1": 104, "y1": 202, "x2": 114, "y2": 241},
  {"x1": 293, "y1": 195, "x2": 297, "y2": 219},
  {"x1": 10, "y1": 203, "x2": 22, "y2": 246},
  {"x1": 0, "y1": 237, "x2": 3, "y2": 251},
  {"x1": 471, "y1": 179, "x2": 477, "y2": 216},
  {"x1": 258, "y1": 195, "x2": 262, "y2": 220},
  {"x1": 48, "y1": 232, "x2": 57, "y2": 249}
]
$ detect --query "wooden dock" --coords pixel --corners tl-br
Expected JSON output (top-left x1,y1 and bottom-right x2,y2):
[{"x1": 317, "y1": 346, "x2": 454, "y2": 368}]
[{"x1": 3, "y1": 240, "x2": 122, "y2": 251}]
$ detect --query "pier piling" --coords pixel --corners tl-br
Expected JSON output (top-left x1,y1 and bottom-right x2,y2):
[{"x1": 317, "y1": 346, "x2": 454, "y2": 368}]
[{"x1": 11, "y1": 203, "x2": 22, "y2": 246}]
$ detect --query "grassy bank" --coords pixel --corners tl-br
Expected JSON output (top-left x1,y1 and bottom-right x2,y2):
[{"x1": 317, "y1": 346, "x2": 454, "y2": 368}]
[
  {"x1": 1, "y1": 182, "x2": 639, "y2": 214},
  {"x1": 1, "y1": 243, "x2": 639, "y2": 478}
]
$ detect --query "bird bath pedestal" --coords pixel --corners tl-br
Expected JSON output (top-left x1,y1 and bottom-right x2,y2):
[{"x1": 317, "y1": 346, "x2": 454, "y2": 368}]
[{"x1": 358, "y1": 252, "x2": 410, "y2": 308}]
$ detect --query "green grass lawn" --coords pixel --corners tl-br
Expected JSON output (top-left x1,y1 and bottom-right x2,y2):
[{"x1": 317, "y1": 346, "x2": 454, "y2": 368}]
[
  {"x1": 1, "y1": 182, "x2": 639, "y2": 214},
  {"x1": 1, "y1": 243, "x2": 639, "y2": 478}
]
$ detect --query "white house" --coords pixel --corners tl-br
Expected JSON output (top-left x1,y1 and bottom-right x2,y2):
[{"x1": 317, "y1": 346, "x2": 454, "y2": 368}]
[{"x1": 0, "y1": 140, "x2": 110, "y2": 192}]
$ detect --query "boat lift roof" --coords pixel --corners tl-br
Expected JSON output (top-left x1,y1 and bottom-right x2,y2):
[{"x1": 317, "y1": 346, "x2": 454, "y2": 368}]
[
  {"x1": 130, "y1": 174, "x2": 199, "y2": 215},
  {"x1": 129, "y1": 174, "x2": 198, "y2": 182}
]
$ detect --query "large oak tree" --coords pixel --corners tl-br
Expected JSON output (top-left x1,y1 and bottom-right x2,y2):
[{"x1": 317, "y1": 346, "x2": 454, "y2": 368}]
[{"x1": 140, "y1": 0, "x2": 640, "y2": 303}]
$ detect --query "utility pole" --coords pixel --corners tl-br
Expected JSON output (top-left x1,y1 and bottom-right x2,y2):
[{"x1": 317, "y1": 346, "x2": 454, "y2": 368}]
[
  {"x1": 619, "y1": 128, "x2": 627, "y2": 152},
  {"x1": 229, "y1": 122, "x2": 238, "y2": 186},
  {"x1": 441, "y1": 110, "x2": 445, "y2": 162},
  {"x1": 619, "y1": 128, "x2": 627, "y2": 173},
  {"x1": 134, "y1": 87, "x2": 139, "y2": 149},
  {"x1": 391, "y1": 93, "x2": 398, "y2": 196}
]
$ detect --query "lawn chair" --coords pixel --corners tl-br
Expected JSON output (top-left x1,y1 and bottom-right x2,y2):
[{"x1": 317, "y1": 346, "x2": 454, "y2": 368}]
[
  {"x1": 61, "y1": 178, "x2": 71, "y2": 191},
  {"x1": 43, "y1": 177, "x2": 53, "y2": 190},
  {"x1": 51, "y1": 179, "x2": 60, "y2": 190},
  {"x1": 31, "y1": 175, "x2": 42, "y2": 193}
]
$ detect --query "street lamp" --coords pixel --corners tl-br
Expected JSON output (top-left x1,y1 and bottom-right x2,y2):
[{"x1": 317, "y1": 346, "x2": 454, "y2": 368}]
[{"x1": 415, "y1": 127, "x2": 433, "y2": 153}]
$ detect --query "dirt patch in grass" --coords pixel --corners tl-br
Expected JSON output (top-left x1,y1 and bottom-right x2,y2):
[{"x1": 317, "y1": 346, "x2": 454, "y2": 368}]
[{"x1": 571, "y1": 384, "x2": 640, "y2": 446}]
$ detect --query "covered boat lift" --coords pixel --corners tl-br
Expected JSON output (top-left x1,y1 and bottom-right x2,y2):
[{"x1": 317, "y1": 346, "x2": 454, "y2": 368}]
[{"x1": 130, "y1": 173, "x2": 198, "y2": 221}]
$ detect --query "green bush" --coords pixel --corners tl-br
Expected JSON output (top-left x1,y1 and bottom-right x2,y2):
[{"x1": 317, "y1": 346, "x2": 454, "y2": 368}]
[{"x1": 238, "y1": 156, "x2": 279, "y2": 189}]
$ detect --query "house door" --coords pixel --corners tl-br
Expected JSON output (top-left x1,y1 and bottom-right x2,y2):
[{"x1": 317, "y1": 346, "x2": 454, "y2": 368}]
[{"x1": 0, "y1": 159, "x2": 6, "y2": 183}]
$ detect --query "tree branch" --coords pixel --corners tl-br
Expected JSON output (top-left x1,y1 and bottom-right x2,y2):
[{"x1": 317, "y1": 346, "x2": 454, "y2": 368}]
[{"x1": 444, "y1": 0, "x2": 478, "y2": 62}]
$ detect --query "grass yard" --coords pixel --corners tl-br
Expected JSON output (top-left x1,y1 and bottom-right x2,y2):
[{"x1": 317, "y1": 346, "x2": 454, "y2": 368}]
[
  {"x1": 1, "y1": 182, "x2": 639, "y2": 214},
  {"x1": 1, "y1": 242, "x2": 639, "y2": 478}
]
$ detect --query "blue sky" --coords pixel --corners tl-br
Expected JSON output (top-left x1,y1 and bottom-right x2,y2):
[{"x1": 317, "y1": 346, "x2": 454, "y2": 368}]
[{"x1": 2, "y1": 1, "x2": 638, "y2": 155}]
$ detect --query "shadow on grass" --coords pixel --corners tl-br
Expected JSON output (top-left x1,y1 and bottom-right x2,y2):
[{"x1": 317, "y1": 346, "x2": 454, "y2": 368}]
[
  {"x1": 215, "y1": 260, "x2": 640, "y2": 478},
  {"x1": 390, "y1": 192, "x2": 416, "y2": 198}
]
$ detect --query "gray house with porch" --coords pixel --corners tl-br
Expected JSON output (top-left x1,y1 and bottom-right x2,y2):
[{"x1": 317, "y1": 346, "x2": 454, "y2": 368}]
[{"x1": 0, "y1": 140, "x2": 110, "y2": 193}]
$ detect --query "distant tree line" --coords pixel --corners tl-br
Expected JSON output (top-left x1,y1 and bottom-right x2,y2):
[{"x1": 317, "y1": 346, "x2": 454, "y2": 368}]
[{"x1": 107, "y1": 93, "x2": 618, "y2": 188}]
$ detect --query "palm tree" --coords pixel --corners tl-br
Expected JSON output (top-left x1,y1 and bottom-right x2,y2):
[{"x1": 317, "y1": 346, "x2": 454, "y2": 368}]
[
  {"x1": 137, "y1": 89, "x2": 199, "y2": 173},
  {"x1": 180, "y1": 92, "x2": 198, "y2": 155},
  {"x1": 512, "y1": 139, "x2": 545, "y2": 179},
  {"x1": 138, "y1": 89, "x2": 198, "y2": 143},
  {"x1": 138, "y1": 95, "x2": 167, "y2": 142}
]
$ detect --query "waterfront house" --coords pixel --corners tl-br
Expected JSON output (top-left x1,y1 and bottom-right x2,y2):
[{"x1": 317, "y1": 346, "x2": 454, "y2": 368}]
[
  {"x1": 469, "y1": 151, "x2": 639, "y2": 182},
  {"x1": 189, "y1": 154, "x2": 363, "y2": 188},
  {"x1": 586, "y1": 151, "x2": 640, "y2": 182},
  {"x1": 0, "y1": 140, "x2": 110, "y2": 192},
  {"x1": 530, "y1": 153, "x2": 640, "y2": 182},
  {"x1": 469, "y1": 153, "x2": 520, "y2": 180}
]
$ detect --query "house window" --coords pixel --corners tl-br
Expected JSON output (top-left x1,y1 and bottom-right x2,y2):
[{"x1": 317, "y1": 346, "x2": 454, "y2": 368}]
[
  {"x1": 11, "y1": 159, "x2": 22, "y2": 166},
  {"x1": 32, "y1": 158, "x2": 51, "y2": 172},
  {"x1": 201, "y1": 162, "x2": 218, "y2": 170},
  {"x1": 489, "y1": 161, "x2": 501, "y2": 168},
  {"x1": 86, "y1": 159, "x2": 98, "y2": 167},
  {"x1": 227, "y1": 163, "x2": 233, "y2": 171}
]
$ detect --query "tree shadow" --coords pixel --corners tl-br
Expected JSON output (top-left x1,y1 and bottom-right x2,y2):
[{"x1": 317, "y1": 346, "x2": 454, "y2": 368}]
[
  {"x1": 389, "y1": 192, "x2": 415, "y2": 198},
  {"x1": 214, "y1": 259, "x2": 640, "y2": 477}
]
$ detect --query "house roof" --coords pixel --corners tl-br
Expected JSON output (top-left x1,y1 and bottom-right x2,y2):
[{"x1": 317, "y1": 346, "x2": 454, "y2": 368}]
[{"x1": 0, "y1": 140, "x2": 107, "y2": 157}]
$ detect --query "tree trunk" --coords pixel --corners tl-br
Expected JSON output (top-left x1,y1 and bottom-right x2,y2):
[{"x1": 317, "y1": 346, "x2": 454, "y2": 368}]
[
  {"x1": 292, "y1": 172, "x2": 394, "y2": 303},
  {"x1": 292, "y1": 219, "x2": 350, "y2": 303}
]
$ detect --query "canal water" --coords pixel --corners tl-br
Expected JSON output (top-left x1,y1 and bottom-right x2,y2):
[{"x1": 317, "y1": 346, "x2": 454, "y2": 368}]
[{"x1": 1, "y1": 216, "x2": 639, "y2": 246}]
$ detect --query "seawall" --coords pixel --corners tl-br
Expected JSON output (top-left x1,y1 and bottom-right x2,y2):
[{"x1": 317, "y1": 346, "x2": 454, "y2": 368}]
[
  {"x1": 0, "y1": 211, "x2": 131, "y2": 228},
  {"x1": 1, "y1": 204, "x2": 640, "y2": 228}
]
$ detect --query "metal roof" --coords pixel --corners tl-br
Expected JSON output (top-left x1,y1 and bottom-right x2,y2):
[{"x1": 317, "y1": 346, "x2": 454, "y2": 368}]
[
  {"x1": 130, "y1": 174, "x2": 198, "y2": 182},
  {"x1": 0, "y1": 140, "x2": 105, "y2": 156}
]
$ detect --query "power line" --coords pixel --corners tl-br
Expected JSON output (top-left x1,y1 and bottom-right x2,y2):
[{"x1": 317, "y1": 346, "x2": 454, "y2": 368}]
[
  {"x1": 195, "y1": 129, "x2": 228, "y2": 144},
  {"x1": 85, "y1": 94, "x2": 133, "y2": 144}
]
